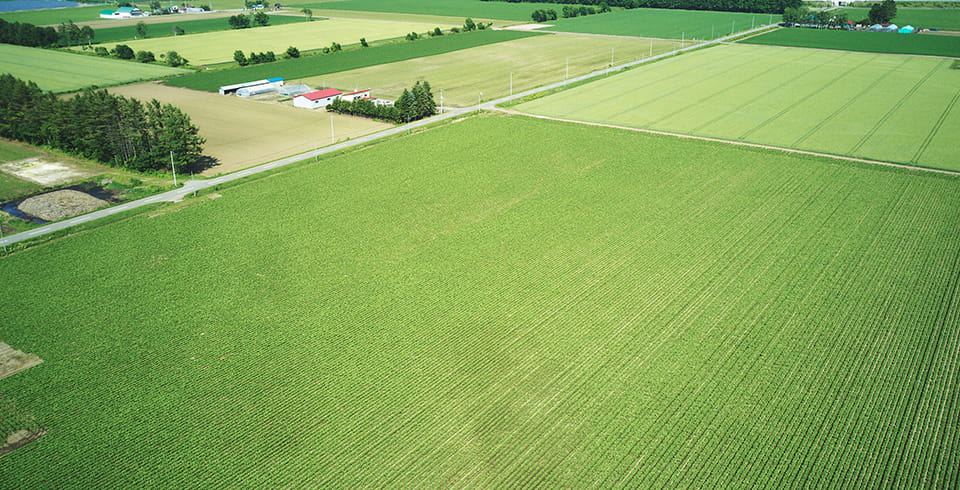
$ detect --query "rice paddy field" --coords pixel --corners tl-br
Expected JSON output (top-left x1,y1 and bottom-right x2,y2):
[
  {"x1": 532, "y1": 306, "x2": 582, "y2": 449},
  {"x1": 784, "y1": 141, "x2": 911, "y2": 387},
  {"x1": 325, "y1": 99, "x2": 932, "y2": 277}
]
[
  {"x1": 842, "y1": 7, "x2": 960, "y2": 31},
  {"x1": 299, "y1": 34, "x2": 680, "y2": 107},
  {"x1": 1, "y1": 114, "x2": 958, "y2": 487},
  {"x1": 108, "y1": 83, "x2": 391, "y2": 175},
  {"x1": 165, "y1": 30, "x2": 542, "y2": 92},
  {"x1": 0, "y1": 43, "x2": 189, "y2": 92},
  {"x1": 516, "y1": 43, "x2": 960, "y2": 171},
  {"x1": 289, "y1": 0, "x2": 568, "y2": 22},
  {"x1": 742, "y1": 27, "x2": 960, "y2": 57},
  {"x1": 544, "y1": 7, "x2": 774, "y2": 40},
  {"x1": 96, "y1": 17, "x2": 454, "y2": 65}
]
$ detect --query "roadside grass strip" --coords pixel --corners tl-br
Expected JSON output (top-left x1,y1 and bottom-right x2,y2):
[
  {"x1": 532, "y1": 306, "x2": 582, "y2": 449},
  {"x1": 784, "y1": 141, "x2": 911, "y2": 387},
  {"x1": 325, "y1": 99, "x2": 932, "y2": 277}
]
[
  {"x1": 164, "y1": 30, "x2": 542, "y2": 92},
  {"x1": 742, "y1": 28, "x2": 960, "y2": 58},
  {"x1": 0, "y1": 115, "x2": 958, "y2": 486},
  {"x1": 544, "y1": 7, "x2": 774, "y2": 40},
  {"x1": 516, "y1": 43, "x2": 960, "y2": 171},
  {"x1": 299, "y1": 34, "x2": 681, "y2": 107},
  {"x1": 97, "y1": 17, "x2": 456, "y2": 65},
  {"x1": 287, "y1": 0, "x2": 570, "y2": 22},
  {"x1": 0, "y1": 43, "x2": 189, "y2": 92}
]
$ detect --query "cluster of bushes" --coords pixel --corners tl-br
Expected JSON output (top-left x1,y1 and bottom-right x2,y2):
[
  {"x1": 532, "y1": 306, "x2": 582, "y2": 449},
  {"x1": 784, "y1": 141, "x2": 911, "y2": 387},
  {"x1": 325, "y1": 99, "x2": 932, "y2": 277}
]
[
  {"x1": 531, "y1": 9, "x2": 559, "y2": 22},
  {"x1": 228, "y1": 11, "x2": 270, "y2": 29},
  {"x1": 95, "y1": 44, "x2": 188, "y2": 66},
  {"x1": 327, "y1": 81, "x2": 436, "y2": 124},
  {"x1": 783, "y1": 6, "x2": 849, "y2": 27},
  {"x1": 234, "y1": 49, "x2": 275, "y2": 66},
  {"x1": 0, "y1": 19, "x2": 96, "y2": 48},
  {"x1": 489, "y1": 0, "x2": 801, "y2": 14},
  {"x1": 561, "y1": 4, "x2": 609, "y2": 17},
  {"x1": 0, "y1": 74, "x2": 204, "y2": 172}
]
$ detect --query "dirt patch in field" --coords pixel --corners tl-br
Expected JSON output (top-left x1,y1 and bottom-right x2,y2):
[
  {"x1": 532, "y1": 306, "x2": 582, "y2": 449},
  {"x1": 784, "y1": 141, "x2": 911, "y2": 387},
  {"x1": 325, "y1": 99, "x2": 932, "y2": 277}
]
[
  {"x1": 17, "y1": 189, "x2": 109, "y2": 221},
  {"x1": 504, "y1": 23, "x2": 553, "y2": 30},
  {"x1": 109, "y1": 83, "x2": 392, "y2": 176},
  {"x1": 0, "y1": 342, "x2": 42, "y2": 380},
  {"x1": 0, "y1": 158, "x2": 102, "y2": 186}
]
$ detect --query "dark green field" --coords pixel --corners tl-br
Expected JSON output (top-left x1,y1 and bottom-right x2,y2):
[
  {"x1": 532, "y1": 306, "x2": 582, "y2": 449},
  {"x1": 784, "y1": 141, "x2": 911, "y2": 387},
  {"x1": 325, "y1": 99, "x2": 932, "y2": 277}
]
[
  {"x1": 742, "y1": 27, "x2": 960, "y2": 57},
  {"x1": 1, "y1": 115, "x2": 958, "y2": 487},
  {"x1": 289, "y1": 0, "x2": 568, "y2": 21},
  {"x1": 842, "y1": 7, "x2": 960, "y2": 31},
  {"x1": 164, "y1": 29, "x2": 541, "y2": 92},
  {"x1": 91, "y1": 13, "x2": 305, "y2": 43},
  {"x1": 545, "y1": 7, "x2": 773, "y2": 39}
]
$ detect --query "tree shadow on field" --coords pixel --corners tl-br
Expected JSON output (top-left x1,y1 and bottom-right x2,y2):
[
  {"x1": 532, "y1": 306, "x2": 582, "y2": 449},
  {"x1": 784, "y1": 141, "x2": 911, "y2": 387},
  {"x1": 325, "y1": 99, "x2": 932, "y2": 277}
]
[{"x1": 187, "y1": 155, "x2": 219, "y2": 174}]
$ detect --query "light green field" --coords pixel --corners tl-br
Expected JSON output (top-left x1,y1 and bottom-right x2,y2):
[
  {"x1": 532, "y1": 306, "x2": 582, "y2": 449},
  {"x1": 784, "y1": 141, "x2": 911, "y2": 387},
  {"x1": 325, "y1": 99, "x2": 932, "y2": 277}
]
[
  {"x1": 289, "y1": 0, "x2": 569, "y2": 22},
  {"x1": 101, "y1": 17, "x2": 455, "y2": 65},
  {"x1": 1, "y1": 115, "x2": 958, "y2": 487},
  {"x1": 517, "y1": 43, "x2": 960, "y2": 171},
  {"x1": 0, "y1": 43, "x2": 189, "y2": 92},
  {"x1": 300, "y1": 34, "x2": 680, "y2": 107}
]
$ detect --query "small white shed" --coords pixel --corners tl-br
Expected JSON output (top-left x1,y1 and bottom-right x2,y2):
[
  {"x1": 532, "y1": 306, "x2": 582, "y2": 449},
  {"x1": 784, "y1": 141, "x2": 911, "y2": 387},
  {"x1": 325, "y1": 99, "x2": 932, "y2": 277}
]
[{"x1": 294, "y1": 89, "x2": 343, "y2": 109}]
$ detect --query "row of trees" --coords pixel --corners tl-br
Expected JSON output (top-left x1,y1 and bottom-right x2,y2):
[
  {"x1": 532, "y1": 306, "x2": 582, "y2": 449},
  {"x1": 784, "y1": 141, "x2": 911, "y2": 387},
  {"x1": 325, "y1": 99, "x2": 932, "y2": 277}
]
[
  {"x1": 327, "y1": 81, "x2": 436, "y2": 124},
  {"x1": 782, "y1": 7, "x2": 848, "y2": 27},
  {"x1": 0, "y1": 75, "x2": 204, "y2": 172},
  {"x1": 93, "y1": 44, "x2": 188, "y2": 66},
  {"x1": 868, "y1": 0, "x2": 897, "y2": 24},
  {"x1": 228, "y1": 11, "x2": 270, "y2": 29},
  {"x1": 233, "y1": 49, "x2": 276, "y2": 66},
  {"x1": 0, "y1": 19, "x2": 94, "y2": 48},
  {"x1": 488, "y1": 0, "x2": 801, "y2": 14}
]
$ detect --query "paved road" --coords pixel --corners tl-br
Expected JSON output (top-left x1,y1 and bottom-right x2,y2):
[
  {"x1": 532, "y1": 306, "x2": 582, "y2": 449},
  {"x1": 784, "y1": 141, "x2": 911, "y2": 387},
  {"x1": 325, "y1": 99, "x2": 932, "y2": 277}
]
[{"x1": 0, "y1": 24, "x2": 777, "y2": 249}]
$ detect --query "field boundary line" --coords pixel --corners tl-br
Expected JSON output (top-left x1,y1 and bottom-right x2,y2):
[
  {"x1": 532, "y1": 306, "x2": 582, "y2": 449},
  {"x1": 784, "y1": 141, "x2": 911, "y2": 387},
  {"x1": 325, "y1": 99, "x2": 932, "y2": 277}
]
[
  {"x1": 911, "y1": 85, "x2": 960, "y2": 164},
  {"x1": 496, "y1": 108, "x2": 960, "y2": 177}
]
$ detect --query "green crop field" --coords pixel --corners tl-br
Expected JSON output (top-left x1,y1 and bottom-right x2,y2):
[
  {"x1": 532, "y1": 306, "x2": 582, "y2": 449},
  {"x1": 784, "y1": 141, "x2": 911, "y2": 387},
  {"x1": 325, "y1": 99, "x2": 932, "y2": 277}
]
[
  {"x1": 165, "y1": 30, "x2": 542, "y2": 92},
  {"x1": 545, "y1": 7, "x2": 774, "y2": 40},
  {"x1": 91, "y1": 13, "x2": 306, "y2": 43},
  {"x1": 300, "y1": 34, "x2": 680, "y2": 107},
  {"x1": 0, "y1": 5, "x2": 104, "y2": 25},
  {"x1": 742, "y1": 27, "x2": 960, "y2": 57},
  {"x1": 99, "y1": 17, "x2": 455, "y2": 65},
  {"x1": 289, "y1": 0, "x2": 568, "y2": 22},
  {"x1": 517, "y1": 43, "x2": 960, "y2": 171},
  {"x1": 0, "y1": 43, "x2": 189, "y2": 92},
  {"x1": 842, "y1": 7, "x2": 960, "y2": 31},
  {"x1": 1, "y1": 115, "x2": 959, "y2": 487}
]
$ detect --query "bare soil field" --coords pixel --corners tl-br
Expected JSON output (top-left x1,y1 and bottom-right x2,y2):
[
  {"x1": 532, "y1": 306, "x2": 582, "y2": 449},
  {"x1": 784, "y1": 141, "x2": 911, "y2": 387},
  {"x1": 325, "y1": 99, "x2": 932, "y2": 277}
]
[{"x1": 109, "y1": 83, "x2": 392, "y2": 175}]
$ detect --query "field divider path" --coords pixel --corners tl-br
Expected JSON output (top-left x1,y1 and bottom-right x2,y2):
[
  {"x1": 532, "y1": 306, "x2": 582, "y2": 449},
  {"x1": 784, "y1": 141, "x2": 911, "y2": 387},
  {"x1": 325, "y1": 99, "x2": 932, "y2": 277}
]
[{"x1": 0, "y1": 22, "x2": 779, "y2": 249}]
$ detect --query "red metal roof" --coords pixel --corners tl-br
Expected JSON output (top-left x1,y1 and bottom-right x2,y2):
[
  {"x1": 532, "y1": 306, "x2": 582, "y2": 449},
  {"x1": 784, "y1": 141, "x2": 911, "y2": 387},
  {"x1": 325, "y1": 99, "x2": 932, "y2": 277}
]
[
  {"x1": 343, "y1": 89, "x2": 370, "y2": 96},
  {"x1": 299, "y1": 89, "x2": 342, "y2": 100}
]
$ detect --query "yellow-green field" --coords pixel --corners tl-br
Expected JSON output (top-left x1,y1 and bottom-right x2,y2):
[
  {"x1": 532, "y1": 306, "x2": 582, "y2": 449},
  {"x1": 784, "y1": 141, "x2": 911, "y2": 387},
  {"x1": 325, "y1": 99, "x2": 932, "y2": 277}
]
[
  {"x1": 298, "y1": 34, "x2": 679, "y2": 107},
  {"x1": 98, "y1": 18, "x2": 455, "y2": 65},
  {"x1": 109, "y1": 83, "x2": 391, "y2": 175},
  {"x1": 0, "y1": 43, "x2": 189, "y2": 92},
  {"x1": 516, "y1": 43, "x2": 960, "y2": 171}
]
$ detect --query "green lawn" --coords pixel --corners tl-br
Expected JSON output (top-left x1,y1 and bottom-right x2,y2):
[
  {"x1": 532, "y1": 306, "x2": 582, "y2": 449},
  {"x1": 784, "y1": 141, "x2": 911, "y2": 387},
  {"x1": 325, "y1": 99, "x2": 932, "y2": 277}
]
[
  {"x1": 91, "y1": 13, "x2": 306, "y2": 43},
  {"x1": 99, "y1": 17, "x2": 456, "y2": 65},
  {"x1": 842, "y1": 7, "x2": 960, "y2": 31},
  {"x1": 288, "y1": 0, "x2": 570, "y2": 22},
  {"x1": 516, "y1": 43, "x2": 960, "y2": 171},
  {"x1": 1, "y1": 114, "x2": 958, "y2": 487},
  {"x1": 165, "y1": 30, "x2": 542, "y2": 92},
  {"x1": 0, "y1": 43, "x2": 189, "y2": 92},
  {"x1": 742, "y1": 27, "x2": 960, "y2": 57},
  {"x1": 545, "y1": 7, "x2": 776, "y2": 40}
]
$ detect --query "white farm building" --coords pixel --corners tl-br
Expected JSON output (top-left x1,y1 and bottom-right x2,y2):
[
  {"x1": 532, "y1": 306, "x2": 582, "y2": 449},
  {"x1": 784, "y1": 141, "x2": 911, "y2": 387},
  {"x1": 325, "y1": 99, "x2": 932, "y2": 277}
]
[
  {"x1": 99, "y1": 6, "x2": 147, "y2": 19},
  {"x1": 294, "y1": 89, "x2": 343, "y2": 109}
]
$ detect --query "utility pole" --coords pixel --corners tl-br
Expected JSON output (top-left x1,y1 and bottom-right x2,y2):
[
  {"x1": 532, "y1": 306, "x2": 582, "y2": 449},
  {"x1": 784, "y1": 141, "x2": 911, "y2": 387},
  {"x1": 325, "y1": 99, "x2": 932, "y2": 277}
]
[
  {"x1": 565, "y1": 58, "x2": 569, "y2": 80},
  {"x1": 170, "y1": 151, "x2": 177, "y2": 187},
  {"x1": 0, "y1": 222, "x2": 7, "y2": 255},
  {"x1": 330, "y1": 115, "x2": 335, "y2": 144},
  {"x1": 649, "y1": 38, "x2": 653, "y2": 58},
  {"x1": 478, "y1": 91, "x2": 481, "y2": 107},
  {"x1": 610, "y1": 47, "x2": 614, "y2": 66},
  {"x1": 439, "y1": 88, "x2": 444, "y2": 114},
  {"x1": 681, "y1": 32, "x2": 684, "y2": 49},
  {"x1": 732, "y1": 20, "x2": 735, "y2": 34}
]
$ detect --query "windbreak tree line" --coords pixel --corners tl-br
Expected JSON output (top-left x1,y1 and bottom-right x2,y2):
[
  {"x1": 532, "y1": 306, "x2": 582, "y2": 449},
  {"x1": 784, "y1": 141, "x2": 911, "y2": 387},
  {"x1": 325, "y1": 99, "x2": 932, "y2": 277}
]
[
  {"x1": 0, "y1": 75, "x2": 204, "y2": 172},
  {"x1": 327, "y1": 81, "x2": 436, "y2": 124},
  {"x1": 0, "y1": 19, "x2": 94, "y2": 47},
  {"x1": 486, "y1": 0, "x2": 801, "y2": 14}
]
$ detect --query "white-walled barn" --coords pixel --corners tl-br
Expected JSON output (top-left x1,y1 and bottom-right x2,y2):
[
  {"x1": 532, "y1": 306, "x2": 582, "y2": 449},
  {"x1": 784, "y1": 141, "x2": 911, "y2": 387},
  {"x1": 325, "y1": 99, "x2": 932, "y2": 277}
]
[
  {"x1": 294, "y1": 89, "x2": 343, "y2": 109},
  {"x1": 341, "y1": 89, "x2": 371, "y2": 102}
]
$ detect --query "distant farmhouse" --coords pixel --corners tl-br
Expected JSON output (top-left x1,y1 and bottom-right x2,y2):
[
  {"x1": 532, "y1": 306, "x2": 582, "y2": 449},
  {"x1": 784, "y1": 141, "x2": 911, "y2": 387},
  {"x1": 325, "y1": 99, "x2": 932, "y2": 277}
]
[{"x1": 99, "y1": 6, "x2": 147, "y2": 19}]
